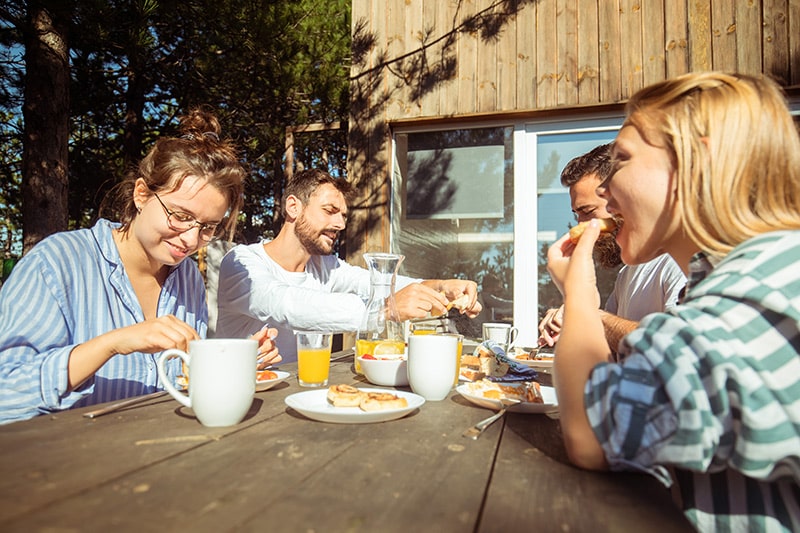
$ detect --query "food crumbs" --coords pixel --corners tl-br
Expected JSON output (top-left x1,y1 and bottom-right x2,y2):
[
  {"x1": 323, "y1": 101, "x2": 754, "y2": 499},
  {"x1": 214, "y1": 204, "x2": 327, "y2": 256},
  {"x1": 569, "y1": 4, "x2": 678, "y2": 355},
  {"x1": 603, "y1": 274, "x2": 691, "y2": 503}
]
[{"x1": 132, "y1": 483, "x2": 150, "y2": 493}]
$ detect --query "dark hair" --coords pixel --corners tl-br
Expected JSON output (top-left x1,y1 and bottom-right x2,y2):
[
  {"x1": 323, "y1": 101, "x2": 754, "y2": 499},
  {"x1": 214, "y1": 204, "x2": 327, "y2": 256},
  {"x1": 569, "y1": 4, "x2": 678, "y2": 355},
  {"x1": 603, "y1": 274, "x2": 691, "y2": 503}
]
[
  {"x1": 282, "y1": 169, "x2": 353, "y2": 216},
  {"x1": 560, "y1": 143, "x2": 613, "y2": 187},
  {"x1": 100, "y1": 107, "x2": 246, "y2": 241}
]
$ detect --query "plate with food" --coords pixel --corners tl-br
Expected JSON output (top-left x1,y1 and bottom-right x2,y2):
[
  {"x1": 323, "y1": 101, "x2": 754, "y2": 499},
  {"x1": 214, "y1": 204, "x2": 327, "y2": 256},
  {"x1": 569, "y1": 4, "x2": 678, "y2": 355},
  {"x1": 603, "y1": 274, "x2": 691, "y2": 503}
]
[
  {"x1": 508, "y1": 348, "x2": 554, "y2": 369},
  {"x1": 256, "y1": 369, "x2": 291, "y2": 392},
  {"x1": 285, "y1": 385, "x2": 425, "y2": 424},
  {"x1": 456, "y1": 380, "x2": 558, "y2": 414}
]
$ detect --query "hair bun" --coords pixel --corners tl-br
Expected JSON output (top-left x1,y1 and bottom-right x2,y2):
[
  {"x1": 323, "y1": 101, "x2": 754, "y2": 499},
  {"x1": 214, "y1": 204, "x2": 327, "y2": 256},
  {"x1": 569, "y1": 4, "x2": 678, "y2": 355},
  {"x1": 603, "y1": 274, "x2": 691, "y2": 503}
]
[{"x1": 179, "y1": 107, "x2": 222, "y2": 141}]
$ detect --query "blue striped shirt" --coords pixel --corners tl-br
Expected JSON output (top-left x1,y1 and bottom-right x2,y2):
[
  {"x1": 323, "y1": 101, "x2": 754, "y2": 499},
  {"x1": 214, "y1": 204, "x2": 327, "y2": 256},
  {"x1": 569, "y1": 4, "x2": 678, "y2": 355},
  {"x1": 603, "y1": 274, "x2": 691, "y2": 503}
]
[
  {"x1": 585, "y1": 231, "x2": 800, "y2": 532},
  {"x1": 0, "y1": 219, "x2": 208, "y2": 424}
]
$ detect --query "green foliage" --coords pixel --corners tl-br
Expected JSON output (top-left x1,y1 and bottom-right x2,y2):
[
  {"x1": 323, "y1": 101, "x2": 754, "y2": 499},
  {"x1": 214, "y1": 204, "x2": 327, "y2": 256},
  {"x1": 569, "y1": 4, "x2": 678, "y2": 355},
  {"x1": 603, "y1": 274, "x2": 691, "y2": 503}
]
[{"x1": 0, "y1": 0, "x2": 352, "y2": 248}]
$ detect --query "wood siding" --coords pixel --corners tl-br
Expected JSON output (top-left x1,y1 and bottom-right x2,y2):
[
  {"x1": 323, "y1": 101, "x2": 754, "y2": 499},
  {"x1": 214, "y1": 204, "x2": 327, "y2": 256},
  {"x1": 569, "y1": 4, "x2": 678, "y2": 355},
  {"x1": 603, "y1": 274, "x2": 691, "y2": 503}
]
[{"x1": 345, "y1": 0, "x2": 800, "y2": 260}]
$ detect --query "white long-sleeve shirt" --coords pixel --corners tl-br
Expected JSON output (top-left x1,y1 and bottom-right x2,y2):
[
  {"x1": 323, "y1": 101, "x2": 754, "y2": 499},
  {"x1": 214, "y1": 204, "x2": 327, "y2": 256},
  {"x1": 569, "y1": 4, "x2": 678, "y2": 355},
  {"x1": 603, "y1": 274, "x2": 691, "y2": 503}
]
[{"x1": 214, "y1": 243, "x2": 417, "y2": 363}]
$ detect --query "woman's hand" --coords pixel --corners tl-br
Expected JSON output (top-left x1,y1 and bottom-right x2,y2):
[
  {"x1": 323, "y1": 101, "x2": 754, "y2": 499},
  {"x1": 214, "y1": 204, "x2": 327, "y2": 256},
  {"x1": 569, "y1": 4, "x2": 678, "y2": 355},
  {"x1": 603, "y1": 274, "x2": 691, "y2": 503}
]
[
  {"x1": 68, "y1": 315, "x2": 200, "y2": 390},
  {"x1": 250, "y1": 326, "x2": 281, "y2": 368},
  {"x1": 547, "y1": 223, "x2": 601, "y2": 309},
  {"x1": 112, "y1": 315, "x2": 200, "y2": 355}
]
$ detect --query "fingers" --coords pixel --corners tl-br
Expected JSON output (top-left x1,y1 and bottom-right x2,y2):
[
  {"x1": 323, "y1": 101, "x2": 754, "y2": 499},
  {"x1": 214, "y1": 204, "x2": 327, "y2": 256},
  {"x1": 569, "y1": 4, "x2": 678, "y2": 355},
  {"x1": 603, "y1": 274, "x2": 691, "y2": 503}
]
[
  {"x1": 537, "y1": 305, "x2": 564, "y2": 347},
  {"x1": 395, "y1": 283, "x2": 449, "y2": 319},
  {"x1": 257, "y1": 348, "x2": 282, "y2": 369},
  {"x1": 114, "y1": 315, "x2": 199, "y2": 355},
  {"x1": 440, "y1": 280, "x2": 480, "y2": 316}
]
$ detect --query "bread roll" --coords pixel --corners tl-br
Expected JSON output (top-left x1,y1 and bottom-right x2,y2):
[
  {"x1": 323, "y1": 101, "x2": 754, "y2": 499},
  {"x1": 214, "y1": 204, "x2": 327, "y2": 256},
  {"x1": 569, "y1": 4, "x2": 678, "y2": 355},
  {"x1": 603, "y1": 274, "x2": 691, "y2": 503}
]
[
  {"x1": 568, "y1": 218, "x2": 617, "y2": 244},
  {"x1": 446, "y1": 293, "x2": 471, "y2": 311},
  {"x1": 359, "y1": 392, "x2": 408, "y2": 411},
  {"x1": 327, "y1": 384, "x2": 364, "y2": 407}
]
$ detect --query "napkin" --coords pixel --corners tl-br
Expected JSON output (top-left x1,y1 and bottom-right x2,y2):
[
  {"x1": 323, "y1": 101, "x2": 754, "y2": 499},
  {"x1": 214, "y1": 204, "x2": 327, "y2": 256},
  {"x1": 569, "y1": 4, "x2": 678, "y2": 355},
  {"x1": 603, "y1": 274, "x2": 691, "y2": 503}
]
[{"x1": 478, "y1": 340, "x2": 538, "y2": 382}]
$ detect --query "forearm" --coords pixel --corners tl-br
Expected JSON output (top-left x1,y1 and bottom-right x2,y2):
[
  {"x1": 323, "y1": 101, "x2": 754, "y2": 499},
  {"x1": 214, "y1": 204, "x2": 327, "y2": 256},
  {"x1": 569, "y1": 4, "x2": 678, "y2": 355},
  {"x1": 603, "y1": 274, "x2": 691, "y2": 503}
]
[
  {"x1": 555, "y1": 296, "x2": 611, "y2": 470},
  {"x1": 67, "y1": 333, "x2": 121, "y2": 390},
  {"x1": 599, "y1": 310, "x2": 639, "y2": 356}
]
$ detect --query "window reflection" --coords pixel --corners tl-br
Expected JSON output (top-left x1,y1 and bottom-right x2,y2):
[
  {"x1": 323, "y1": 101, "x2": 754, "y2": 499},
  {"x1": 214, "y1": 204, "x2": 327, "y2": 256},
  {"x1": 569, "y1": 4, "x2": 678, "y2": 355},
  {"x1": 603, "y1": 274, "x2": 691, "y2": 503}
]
[{"x1": 394, "y1": 127, "x2": 514, "y2": 339}]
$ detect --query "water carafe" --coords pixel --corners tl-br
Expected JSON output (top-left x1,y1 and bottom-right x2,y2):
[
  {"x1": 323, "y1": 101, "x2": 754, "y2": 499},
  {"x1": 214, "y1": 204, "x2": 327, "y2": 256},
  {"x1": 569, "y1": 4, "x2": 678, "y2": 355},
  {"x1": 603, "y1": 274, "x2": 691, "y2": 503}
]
[{"x1": 355, "y1": 253, "x2": 406, "y2": 374}]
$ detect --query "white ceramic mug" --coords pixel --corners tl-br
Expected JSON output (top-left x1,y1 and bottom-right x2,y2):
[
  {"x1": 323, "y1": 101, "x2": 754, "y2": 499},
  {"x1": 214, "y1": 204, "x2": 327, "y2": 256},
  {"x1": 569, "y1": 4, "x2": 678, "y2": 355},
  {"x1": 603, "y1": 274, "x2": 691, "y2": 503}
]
[
  {"x1": 157, "y1": 339, "x2": 257, "y2": 427},
  {"x1": 406, "y1": 334, "x2": 458, "y2": 401},
  {"x1": 482, "y1": 322, "x2": 519, "y2": 352}
]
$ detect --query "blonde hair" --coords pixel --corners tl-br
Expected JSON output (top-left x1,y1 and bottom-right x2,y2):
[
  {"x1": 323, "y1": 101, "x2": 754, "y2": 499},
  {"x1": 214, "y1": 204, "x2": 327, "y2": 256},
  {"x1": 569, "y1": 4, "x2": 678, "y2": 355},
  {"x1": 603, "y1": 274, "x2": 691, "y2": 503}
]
[
  {"x1": 624, "y1": 71, "x2": 800, "y2": 256},
  {"x1": 102, "y1": 107, "x2": 246, "y2": 241}
]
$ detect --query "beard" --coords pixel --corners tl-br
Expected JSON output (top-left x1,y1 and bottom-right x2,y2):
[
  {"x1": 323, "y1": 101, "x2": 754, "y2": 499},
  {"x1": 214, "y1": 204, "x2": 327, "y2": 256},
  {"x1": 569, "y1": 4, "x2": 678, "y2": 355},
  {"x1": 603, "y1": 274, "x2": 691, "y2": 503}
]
[
  {"x1": 593, "y1": 232, "x2": 623, "y2": 269},
  {"x1": 295, "y1": 212, "x2": 338, "y2": 256}
]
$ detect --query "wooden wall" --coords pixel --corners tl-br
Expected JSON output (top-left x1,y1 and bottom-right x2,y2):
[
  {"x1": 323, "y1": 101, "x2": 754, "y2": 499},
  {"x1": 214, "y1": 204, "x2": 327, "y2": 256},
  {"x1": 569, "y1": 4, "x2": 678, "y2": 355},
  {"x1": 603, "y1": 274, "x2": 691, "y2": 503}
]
[{"x1": 345, "y1": 0, "x2": 800, "y2": 261}]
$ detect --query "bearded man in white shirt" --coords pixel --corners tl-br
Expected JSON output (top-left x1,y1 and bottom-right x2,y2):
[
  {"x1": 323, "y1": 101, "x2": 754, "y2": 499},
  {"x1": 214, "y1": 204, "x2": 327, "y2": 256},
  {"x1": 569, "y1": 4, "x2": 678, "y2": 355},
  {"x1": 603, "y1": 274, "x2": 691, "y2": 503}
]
[{"x1": 215, "y1": 169, "x2": 482, "y2": 363}]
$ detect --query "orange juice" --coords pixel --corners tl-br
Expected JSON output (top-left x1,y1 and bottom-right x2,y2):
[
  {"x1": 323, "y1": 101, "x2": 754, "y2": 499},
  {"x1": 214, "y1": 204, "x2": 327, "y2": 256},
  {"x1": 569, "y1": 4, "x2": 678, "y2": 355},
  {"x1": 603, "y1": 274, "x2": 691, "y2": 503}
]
[
  {"x1": 355, "y1": 339, "x2": 405, "y2": 374},
  {"x1": 298, "y1": 347, "x2": 331, "y2": 386},
  {"x1": 411, "y1": 323, "x2": 438, "y2": 335}
]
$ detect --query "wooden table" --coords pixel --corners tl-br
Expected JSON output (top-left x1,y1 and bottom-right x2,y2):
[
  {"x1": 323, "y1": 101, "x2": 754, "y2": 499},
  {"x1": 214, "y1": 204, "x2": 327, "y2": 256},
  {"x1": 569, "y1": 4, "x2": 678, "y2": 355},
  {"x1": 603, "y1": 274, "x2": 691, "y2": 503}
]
[{"x1": 0, "y1": 350, "x2": 692, "y2": 532}]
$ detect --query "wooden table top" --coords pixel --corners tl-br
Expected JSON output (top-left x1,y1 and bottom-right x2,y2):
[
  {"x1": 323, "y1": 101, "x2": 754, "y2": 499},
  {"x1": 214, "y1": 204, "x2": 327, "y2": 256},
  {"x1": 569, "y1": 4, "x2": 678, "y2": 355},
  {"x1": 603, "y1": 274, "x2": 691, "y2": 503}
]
[{"x1": 0, "y1": 350, "x2": 692, "y2": 532}]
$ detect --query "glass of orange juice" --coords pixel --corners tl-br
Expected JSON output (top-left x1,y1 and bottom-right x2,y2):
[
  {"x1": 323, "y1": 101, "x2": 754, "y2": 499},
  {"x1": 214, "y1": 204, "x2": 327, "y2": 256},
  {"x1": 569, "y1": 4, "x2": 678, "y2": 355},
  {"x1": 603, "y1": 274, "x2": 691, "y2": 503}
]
[
  {"x1": 410, "y1": 322, "x2": 438, "y2": 335},
  {"x1": 296, "y1": 331, "x2": 333, "y2": 387}
]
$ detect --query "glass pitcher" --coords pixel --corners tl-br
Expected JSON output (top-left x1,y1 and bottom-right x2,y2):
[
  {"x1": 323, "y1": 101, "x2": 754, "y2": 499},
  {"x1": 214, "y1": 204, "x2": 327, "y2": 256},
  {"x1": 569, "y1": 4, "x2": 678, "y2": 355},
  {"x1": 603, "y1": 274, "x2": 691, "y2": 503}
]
[{"x1": 355, "y1": 252, "x2": 407, "y2": 374}]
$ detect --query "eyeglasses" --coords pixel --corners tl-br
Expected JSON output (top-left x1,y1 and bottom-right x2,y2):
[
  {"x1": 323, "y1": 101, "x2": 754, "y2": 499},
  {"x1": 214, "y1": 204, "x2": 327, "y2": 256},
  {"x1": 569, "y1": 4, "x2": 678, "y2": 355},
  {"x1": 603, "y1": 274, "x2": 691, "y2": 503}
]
[{"x1": 152, "y1": 193, "x2": 221, "y2": 242}]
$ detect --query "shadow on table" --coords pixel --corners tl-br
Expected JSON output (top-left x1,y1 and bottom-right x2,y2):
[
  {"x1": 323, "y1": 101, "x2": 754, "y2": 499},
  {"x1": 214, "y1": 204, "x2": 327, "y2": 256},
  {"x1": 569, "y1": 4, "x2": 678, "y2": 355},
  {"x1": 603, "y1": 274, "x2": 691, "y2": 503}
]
[
  {"x1": 173, "y1": 397, "x2": 265, "y2": 424},
  {"x1": 505, "y1": 413, "x2": 570, "y2": 464}
]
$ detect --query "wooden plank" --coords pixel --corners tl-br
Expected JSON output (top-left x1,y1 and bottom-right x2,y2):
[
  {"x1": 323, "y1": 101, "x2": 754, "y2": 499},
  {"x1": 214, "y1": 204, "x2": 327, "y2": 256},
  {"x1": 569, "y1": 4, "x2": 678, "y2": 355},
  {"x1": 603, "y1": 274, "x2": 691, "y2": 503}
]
[
  {"x1": 516, "y1": 0, "x2": 538, "y2": 109},
  {"x1": 641, "y1": 0, "x2": 667, "y2": 86},
  {"x1": 619, "y1": 0, "x2": 644, "y2": 98},
  {"x1": 457, "y1": 0, "x2": 479, "y2": 115},
  {"x1": 387, "y1": 0, "x2": 409, "y2": 118},
  {"x1": 557, "y1": 0, "x2": 579, "y2": 106},
  {"x1": 497, "y1": 2, "x2": 518, "y2": 111},
  {"x1": 438, "y1": 0, "x2": 459, "y2": 114},
  {"x1": 0, "y1": 362, "x2": 504, "y2": 532},
  {"x1": 665, "y1": 0, "x2": 690, "y2": 77},
  {"x1": 711, "y1": 0, "x2": 737, "y2": 72},
  {"x1": 0, "y1": 388, "x2": 286, "y2": 522},
  {"x1": 577, "y1": 0, "x2": 601, "y2": 104},
  {"x1": 536, "y1": 0, "x2": 558, "y2": 108},
  {"x1": 687, "y1": 0, "x2": 712, "y2": 71},
  {"x1": 481, "y1": 414, "x2": 694, "y2": 531},
  {"x1": 735, "y1": 0, "x2": 763, "y2": 74},
  {"x1": 764, "y1": 0, "x2": 791, "y2": 84},
  {"x1": 477, "y1": 2, "x2": 499, "y2": 112},
  {"x1": 791, "y1": 0, "x2": 800, "y2": 84},
  {"x1": 418, "y1": 0, "x2": 439, "y2": 117},
  {"x1": 598, "y1": 0, "x2": 622, "y2": 102}
]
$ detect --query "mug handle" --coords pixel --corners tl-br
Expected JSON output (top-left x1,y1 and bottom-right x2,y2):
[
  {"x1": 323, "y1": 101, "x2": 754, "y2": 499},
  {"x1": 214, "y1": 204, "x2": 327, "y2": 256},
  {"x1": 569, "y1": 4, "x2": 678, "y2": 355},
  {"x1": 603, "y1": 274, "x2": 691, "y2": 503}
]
[
  {"x1": 508, "y1": 327, "x2": 519, "y2": 349},
  {"x1": 157, "y1": 349, "x2": 192, "y2": 409}
]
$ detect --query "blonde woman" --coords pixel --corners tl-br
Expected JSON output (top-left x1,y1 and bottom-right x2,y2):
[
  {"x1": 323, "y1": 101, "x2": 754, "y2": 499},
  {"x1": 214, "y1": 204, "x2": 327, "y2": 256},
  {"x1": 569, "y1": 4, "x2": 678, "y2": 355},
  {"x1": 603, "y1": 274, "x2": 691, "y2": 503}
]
[
  {"x1": 0, "y1": 108, "x2": 279, "y2": 424},
  {"x1": 547, "y1": 72, "x2": 800, "y2": 531}
]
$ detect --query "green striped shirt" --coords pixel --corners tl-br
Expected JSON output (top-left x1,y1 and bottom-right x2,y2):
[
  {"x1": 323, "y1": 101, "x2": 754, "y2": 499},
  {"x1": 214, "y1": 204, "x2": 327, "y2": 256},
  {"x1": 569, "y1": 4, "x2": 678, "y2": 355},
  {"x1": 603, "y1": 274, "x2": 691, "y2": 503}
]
[{"x1": 585, "y1": 231, "x2": 800, "y2": 532}]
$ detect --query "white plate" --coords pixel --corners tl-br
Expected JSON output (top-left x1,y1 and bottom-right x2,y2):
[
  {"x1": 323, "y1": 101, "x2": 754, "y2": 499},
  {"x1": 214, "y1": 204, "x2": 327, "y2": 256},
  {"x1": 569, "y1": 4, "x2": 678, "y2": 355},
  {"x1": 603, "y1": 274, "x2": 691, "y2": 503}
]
[
  {"x1": 285, "y1": 388, "x2": 425, "y2": 424},
  {"x1": 456, "y1": 383, "x2": 558, "y2": 414},
  {"x1": 256, "y1": 370, "x2": 291, "y2": 392},
  {"x1": 509, "y1": 350, "x2": 554, "y2": 369}
]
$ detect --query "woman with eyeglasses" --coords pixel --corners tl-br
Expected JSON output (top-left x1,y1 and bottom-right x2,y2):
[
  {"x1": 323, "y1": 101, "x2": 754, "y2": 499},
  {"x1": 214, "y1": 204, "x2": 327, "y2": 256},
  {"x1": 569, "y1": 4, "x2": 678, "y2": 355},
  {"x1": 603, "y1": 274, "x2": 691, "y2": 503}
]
[{"x1": 0, "y1": 108, "x2": 280, "y2": 424}]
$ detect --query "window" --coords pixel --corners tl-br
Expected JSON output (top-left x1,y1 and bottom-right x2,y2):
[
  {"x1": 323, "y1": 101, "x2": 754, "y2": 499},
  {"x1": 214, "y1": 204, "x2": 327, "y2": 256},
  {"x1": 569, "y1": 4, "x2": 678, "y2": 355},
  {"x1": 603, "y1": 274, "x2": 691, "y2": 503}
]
[
  {"x1": 392, "y1": 114, "x2": 623, "y2": 346},
  {"x1": 392, "y1": 126, "x2": 514, "y2": 340}
]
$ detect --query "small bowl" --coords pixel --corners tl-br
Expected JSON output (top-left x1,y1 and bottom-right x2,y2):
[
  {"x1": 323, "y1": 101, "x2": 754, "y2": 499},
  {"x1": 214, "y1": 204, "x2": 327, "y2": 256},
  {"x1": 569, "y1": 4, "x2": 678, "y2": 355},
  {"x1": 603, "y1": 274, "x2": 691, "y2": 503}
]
[
  {"x1": 358, "y1": 356, "x2": 409, "y2": 387},
  {"x1": 256, "y1": 370, "x2": 291, "y2": 392}
]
